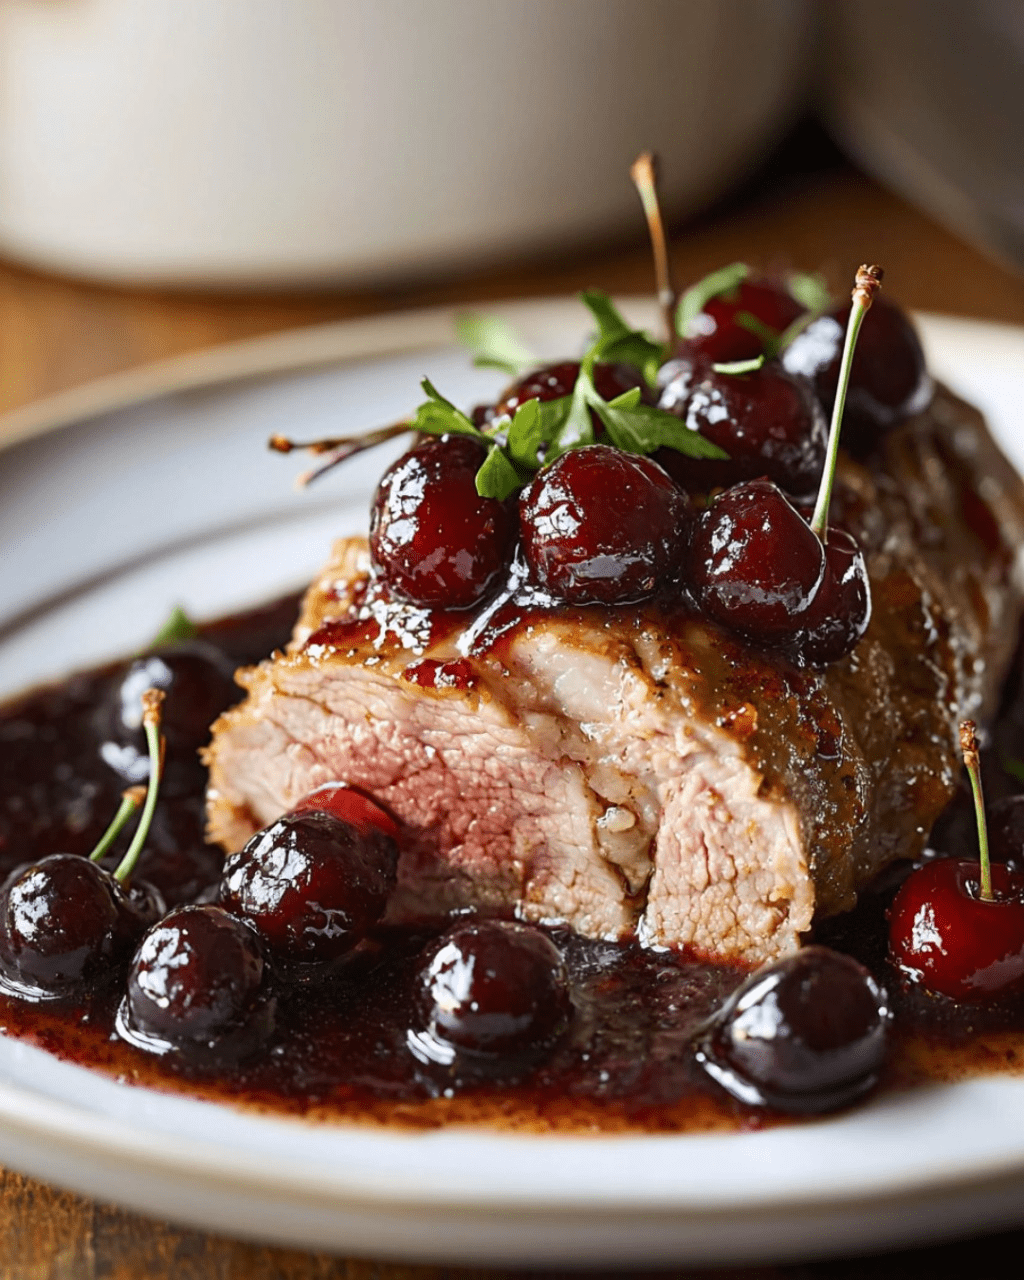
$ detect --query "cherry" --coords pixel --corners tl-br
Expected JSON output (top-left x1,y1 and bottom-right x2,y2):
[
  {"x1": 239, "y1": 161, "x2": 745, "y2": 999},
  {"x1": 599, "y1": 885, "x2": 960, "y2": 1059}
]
[
  {"x1": 687, "y1": 479, "x2": 825, "y2": 640},
  {"x1": 411, "y1": 919, "x2": 571, "y2": 1063},
  {"x1": 888, "y1": 721, "x2": 1024, "y2": 1001},
  {"x1": 219, "y1": 811, "x2": 398, "y2": 967},
  {"x1": 888, "y1": 859, "x2": 1024, "y2": 1000},
  {"x1": 785, "y1": 528, "x2": 871, "y2": 666},
  {"x1": 679, "y1": 278, "x2": 805, "y2": 365},
  {"x1": 369, "y1": 434, "x2": 515, "y2": 609},
  {"x1": 687, "y1": 267, "x2": 882, "y2": 663},
  {"x1": 0, "y1": 687, "x2": 167, "y2": 1000},
  {"x1": 519, "y1": 445, "x2": 690, "y2": 605},
  {"x1": 695, "y1": 947, "x2": 891, "y2": 1113},
  {"x1": 781, "y1": 294, "x2": 932, "y2": 455},
  {"x1": 0, "y1": 853, "x2": 163, "y2": 1000},
  {"x1": 121, "y1": 904, "x2": 273, "y2": 1060},
  {"x1": 289, "y1": 782, "x2": 400, "y2": 841},
  {"x1": 656, "y1": 360, "x2": 827, "y2": 499},
  {"x1": 98, "y1": 641, "x2": 237, "y2": 796},
  {"x1": 486, "y1": 361, "x2": 646, "y2": 427}
]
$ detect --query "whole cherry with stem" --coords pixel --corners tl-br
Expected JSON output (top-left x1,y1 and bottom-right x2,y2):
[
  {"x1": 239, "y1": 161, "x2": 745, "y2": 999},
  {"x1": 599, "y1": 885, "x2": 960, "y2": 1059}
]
[
  {"x1": 888, "y1": 720, "x2": 1024, "y2": 1001},
  {"x1": 687, "y1": 267, "x2": 876, "y2": 664},
  {"x1": 0, "y1": 689, "x2": 168, "y2": 1000},
  {"x1": 630, "y1": 153, "x2": 806, "y2": 364}
]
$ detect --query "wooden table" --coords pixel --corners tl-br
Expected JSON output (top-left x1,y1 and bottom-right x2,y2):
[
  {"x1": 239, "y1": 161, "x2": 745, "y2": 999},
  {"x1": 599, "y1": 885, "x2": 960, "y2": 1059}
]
[{"x1": 2, "y1": 152, "x2": 1024, "y2": 1277}]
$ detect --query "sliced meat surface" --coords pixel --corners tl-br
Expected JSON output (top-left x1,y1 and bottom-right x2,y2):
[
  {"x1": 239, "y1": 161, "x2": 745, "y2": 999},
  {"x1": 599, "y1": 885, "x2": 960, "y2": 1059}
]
[{"x1": 206, "y1": 387, "x2": 1024, "y2": 964}]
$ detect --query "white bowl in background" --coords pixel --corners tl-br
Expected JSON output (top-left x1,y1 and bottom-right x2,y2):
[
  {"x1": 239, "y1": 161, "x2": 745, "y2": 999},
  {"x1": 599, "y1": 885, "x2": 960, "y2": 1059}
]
[
  {"x1": 0, "y1": 0, "x2": 811, "y2": 288},
  {"x1": 827, "y1": 0, "x2": 1024, "y2": 277}
]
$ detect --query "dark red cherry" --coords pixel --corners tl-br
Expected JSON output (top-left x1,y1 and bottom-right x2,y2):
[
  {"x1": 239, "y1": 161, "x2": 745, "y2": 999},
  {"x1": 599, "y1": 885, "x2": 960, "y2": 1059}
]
[
  {"x1": 688, "y1": 479, "x2": 824, "y2": 640},
  {"x1": 290, "y1": 782, "x2": 400, "y2": 841},
  {"x1": 888, "y1": 858, "x2": 1024, "y2": 1000},
  {"x1": 781, "y1": 295, "x2": 932, "y2": 455},
  {"x1": 124, "y1": 905, "x2": 271, "y2": 1056},
  {"x1": 369, "y1": 434, "x2": 515, "y2": 609},
  {"x1": 695, "y1": 946, "x2": 891, "y2": 1113},
  {"x1": 519, "y1": 445, "x2": 690, "y2": 605},
  {"x1": 656, "y1": 361, "x2": 827, "y2": 499},
  {"x1": 680, "y1": 278, "x2": 805, "y2": 365},
  {"x1": 218, "y1": 811, "x2": 398, "y2": 966},
  {"x1": 786, "y1": 528, "x2": 871, "y2": 666},
  {"x1": 413, "y1": 919, "x2": 571, "y2": 1060},
  {"x1": 98, "y1": 642, "x2": 238, "y2": 796},
  {"x1": 0, "y1": 853, "x2": 163, "y2": 999},
  {"x1": 488, "y1": 361, "x2": 646, "y2": 425}
]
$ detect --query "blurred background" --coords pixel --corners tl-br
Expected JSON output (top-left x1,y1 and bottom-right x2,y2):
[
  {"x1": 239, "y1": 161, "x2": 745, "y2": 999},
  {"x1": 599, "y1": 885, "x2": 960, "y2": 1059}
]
[
  {"x1": 2, "y1": 2, "x2": 1024, "y2": 1277},
  {"x1": 0, "y1": 0, "x2": 1023, "y2": 419}
]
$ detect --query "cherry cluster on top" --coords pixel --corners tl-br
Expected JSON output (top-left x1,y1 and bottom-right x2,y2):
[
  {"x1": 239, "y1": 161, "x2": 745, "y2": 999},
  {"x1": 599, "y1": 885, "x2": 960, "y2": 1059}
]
[{"x1": 362, "y1": 258, "x2": 929, "y2": 668}]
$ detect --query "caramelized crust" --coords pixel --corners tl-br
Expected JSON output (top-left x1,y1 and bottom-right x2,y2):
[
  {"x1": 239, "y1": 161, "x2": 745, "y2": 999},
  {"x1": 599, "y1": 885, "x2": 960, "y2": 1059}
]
[{"x1": 205, "y1": 386, "x2": 1024, "y2": 963}]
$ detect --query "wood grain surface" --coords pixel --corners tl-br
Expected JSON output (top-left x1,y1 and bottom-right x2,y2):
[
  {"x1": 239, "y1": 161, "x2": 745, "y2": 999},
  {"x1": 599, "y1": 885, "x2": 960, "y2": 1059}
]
[{"x1": 3, "y1": 144, "x2": 1024, "y2": 1277}]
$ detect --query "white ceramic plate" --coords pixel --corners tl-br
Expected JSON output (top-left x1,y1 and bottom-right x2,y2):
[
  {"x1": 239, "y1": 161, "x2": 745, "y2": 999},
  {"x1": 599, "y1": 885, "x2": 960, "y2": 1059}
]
[{"x1": 1, "y1": 301, "x2": 1024, "y2": 1268}]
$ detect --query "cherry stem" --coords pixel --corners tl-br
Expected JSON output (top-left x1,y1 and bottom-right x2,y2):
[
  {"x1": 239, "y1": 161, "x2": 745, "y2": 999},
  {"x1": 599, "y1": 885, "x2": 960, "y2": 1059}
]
[
  {"x1": 960, "y1": 719, "x2": 993, "y2": 902},
  {"x1": 629, "y1": 152, "x2": 676, "y2": 343},
  {"x1": 113, "y1": 689, "x2": 165, "y2": 886},
  {"x1": 269, "y1": 422, "x2": 411, "y2": 488},
  {"x1": 810, "y1": 264, "x2": 884, "y2": 540},
  {"x1": 87, "y1": 786, "x2": 146, "y2": 864}
]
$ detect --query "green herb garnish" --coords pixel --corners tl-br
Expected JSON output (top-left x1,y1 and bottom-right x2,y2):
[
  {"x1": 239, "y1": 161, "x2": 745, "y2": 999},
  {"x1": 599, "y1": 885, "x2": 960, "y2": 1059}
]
[
  {"x1": 712, "y1": 356, "x2": 766, "y2": 376},
  {"x1": 579, "y1": 290, "x2": 665, "y2": 387},
  {"x1": 676, "y1": 262, "x2": 749, "y2": 338},
  {"x1": 787, "y1": 270, "x2": 832, "y2": 314},
  {"x1": 149, "y1": 605, "x2": 199, "y2": 647},
  {"x1": 455, "y1": 314, "x2": 536, "y2": 376}
]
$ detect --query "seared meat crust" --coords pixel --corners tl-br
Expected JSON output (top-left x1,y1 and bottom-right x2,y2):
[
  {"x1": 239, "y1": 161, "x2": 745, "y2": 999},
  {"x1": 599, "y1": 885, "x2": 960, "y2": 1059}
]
[{"x1": 206, "y1": 387, "x2": 1024, "y2": 964}]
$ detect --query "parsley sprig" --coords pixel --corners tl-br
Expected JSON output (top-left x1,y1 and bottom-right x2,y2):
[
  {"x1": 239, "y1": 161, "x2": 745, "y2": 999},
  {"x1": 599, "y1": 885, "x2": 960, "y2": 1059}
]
[{"x1": 417, "y1": 292, "x2": 726, "y2": 500}]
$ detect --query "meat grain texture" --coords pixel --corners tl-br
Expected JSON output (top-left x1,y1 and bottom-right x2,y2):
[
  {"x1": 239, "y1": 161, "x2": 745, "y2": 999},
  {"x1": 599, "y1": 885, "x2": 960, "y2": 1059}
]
[{"x1": 206, "y1": 387, "x2": 1024, "y2": 965}]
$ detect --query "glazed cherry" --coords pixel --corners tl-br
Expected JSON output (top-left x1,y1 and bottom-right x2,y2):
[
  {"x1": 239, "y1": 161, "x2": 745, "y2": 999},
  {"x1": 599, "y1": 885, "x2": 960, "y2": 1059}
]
[
  {"x1": 369, "y1": 434, "x2": 515, "y2": 609},
  {"x1": 412, "y1": 919, "x2": 571, "y2": 1062},
  {"x1": 519, "y1": 445, "x2": 690, "y2": 605},
  {"x1": 290, "y1": 782, "x2": 400, "y2": 841},
  {"x1": 679, "y1": 278, "x2": 805, "y2": 365},
  {"x1": 487, "y1": 361, "x2": 646, "y2": 426},
  {"x1": 687, "y1": 479, "x2": 825, "y2": 641},
  {"x1": 785, "y1": 528, "x2": 871, "y2": 666},
  {"x1": 888, "y1": 858, "x2": 1024, "y2": 1000},
  {"x1": 781, "y1": 295, "x2": 932, "y2": 455},
  {"x1": 122, "y1": 904, "x2": 272, "y2": 1057},
  {"x1": 98, "y1": 642, "x2": 238, "y2": 795},
  {"x1": 0, "y1": 854, "x2": 163, "y2": 999},
  {"x1": 656, "y1": 360, "x2": 827, "y2": 499},
  {"x1": 695, "y1": 946, "x2": 891, "y2": 1113},
  {"x1": 219, "y1": 811, "x2": 398, "y2": 966}
]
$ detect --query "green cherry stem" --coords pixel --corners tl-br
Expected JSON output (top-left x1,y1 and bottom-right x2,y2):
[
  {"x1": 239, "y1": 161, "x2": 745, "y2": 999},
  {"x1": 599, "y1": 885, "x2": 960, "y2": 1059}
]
[
  {"x1": 629, "y1": 152, "x2": 676, "y2": 344},
  {"x1": 809, "y1": 264, "x2": 884, "y2": 541},
  {"x1": 87, "y1": 785, "x2": 146, "y2": 864},
  {"x1": 961, "y1": 719, "x2": 993, "y2": 902},
  {"x1": 113, "y1": 688, "x2": 165, "y2": 886}
]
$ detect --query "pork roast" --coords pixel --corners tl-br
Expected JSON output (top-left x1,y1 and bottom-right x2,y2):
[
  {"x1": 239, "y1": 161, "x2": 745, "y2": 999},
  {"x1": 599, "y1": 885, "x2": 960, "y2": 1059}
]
[{"x1": 205, "y1": 387, "x2": 1024, "y2": 964}]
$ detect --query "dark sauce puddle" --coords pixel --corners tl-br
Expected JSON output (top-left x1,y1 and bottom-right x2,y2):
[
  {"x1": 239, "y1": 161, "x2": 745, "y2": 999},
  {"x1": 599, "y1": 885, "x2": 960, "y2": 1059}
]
[{"x1": 2, "y1": 593, "x2": 1024, "y2": 1133}]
